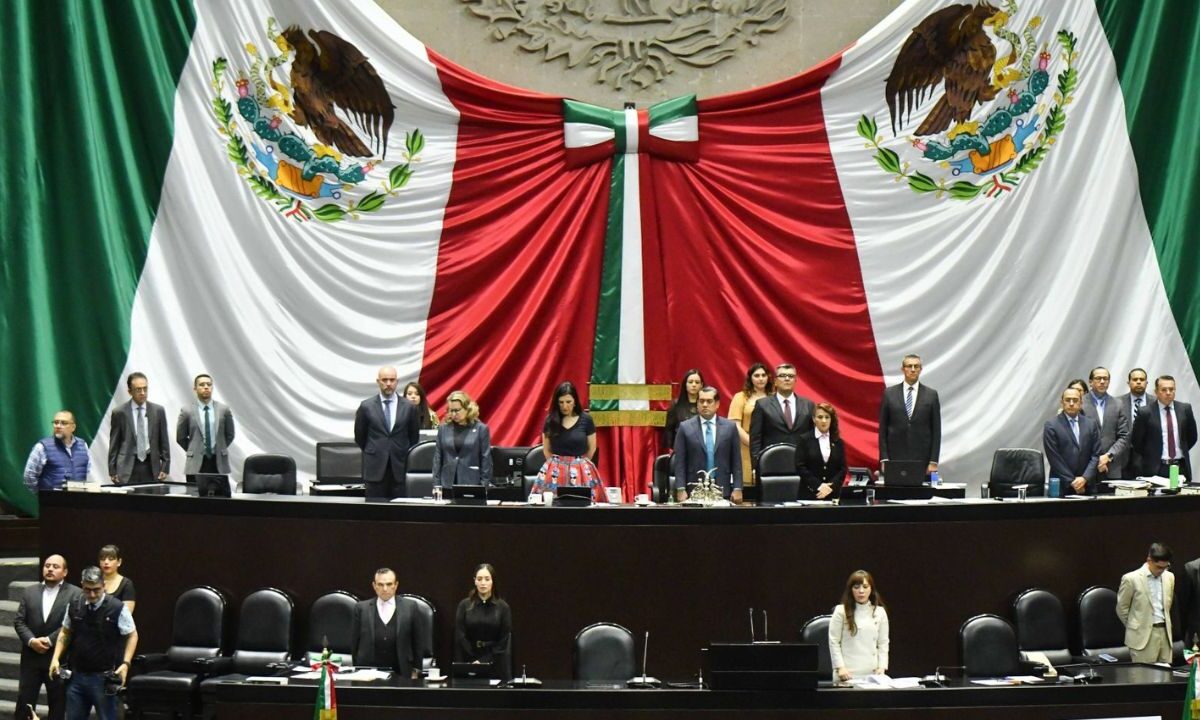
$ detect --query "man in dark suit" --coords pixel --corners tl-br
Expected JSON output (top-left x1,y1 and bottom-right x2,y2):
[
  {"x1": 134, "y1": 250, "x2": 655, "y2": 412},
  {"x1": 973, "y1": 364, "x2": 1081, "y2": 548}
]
[
  {"x1": 14, "y1": 554, "x2": 80, "y2": 720},
  {"x1": 1177, "y1": 555, "x2": 1200, "y2": 650},
  {"x1": 176, "y1": 373, "x2": 236, "y2": 477},
  {"x1": 1043, "y1": 387, "x2": 1102, "y2": 494},
  {"x1": 749, "y1": 363, "x2": 814, "y2": 464},
  {"x1": 350, "y1": 568, "x2": 420, "y2": 677},
  {"x1": 674, "y1": 386, "x2": 743, "y2": 503},
  {"x1": 355, "y1": 366, "x2": 420, "y2": 499},
  {"x1": 878, "y1": 354, "x2": 941, "y2": 476},
  {"x1": 1082, "y1": 367, "x2": 1130, "y2": 480},
  {"x1": 1130, "y1": 375, "x2": 1198, "y2": 482},
  {"x1": 1118, "y1": 367, "x2": 1151, "y2": 434},
  {"x1": 108, "y1": 372, "x2": 170, "y2": 484}
]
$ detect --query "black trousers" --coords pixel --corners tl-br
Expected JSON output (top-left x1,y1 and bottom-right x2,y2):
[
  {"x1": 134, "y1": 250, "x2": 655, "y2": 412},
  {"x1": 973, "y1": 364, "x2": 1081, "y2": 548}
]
[
  {"x1": 365, "y1": 458, "x2": 407, "y2": 500},
  {"x1": 129, "y1": 457, "x2": 154, "y2": 484},
  {"x1": 200, "y1": 454, "x2": 218, "y2": 473},
  {"x1": 17, "y1": 659, "x2": 66, "y2": 720}
]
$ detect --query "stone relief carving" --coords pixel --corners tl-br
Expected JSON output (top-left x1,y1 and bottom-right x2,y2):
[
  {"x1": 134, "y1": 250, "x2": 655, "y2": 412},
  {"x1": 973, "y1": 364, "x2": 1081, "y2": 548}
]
[{"x1": 461, "y1": 0, "x2": 790, "y2": 90}]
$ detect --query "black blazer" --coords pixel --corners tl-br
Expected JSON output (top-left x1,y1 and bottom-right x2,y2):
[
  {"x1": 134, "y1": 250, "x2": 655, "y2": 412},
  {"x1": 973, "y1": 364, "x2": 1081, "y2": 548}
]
[
  {"x1": 350, "y1": 598, "x2": 419, "y2": 676},
  {"x1": 1177, "y1": 557, "x2": 1200, "y2": 649},
  {"x1": 749, "y1": 394, "x2": 815, "y2": 463},
  {"x1": 354, "y1": 395, "x2": 421, "y2": 485},
  {"x1": 1130, "y1": 400, "x2": 1197, "y2": 481},
  {"x1": 1042, "y1": 412, "x2": 1101, "y2": 489},
  {"x1": 14, "y1": 582, "x2": 81, "y2": 669},
  {"x1": 794, "y1": 433, "x2": 847, "y2": 499},
  {"x1": 878, "y1": 383, "x2": 941, "y2": 464}
]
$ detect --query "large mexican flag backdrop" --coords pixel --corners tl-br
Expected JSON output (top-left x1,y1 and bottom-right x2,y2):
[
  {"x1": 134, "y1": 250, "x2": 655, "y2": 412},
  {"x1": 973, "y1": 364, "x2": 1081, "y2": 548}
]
[{"x1": 4, "y1": 0, "x2": 1198, "y2": 515}]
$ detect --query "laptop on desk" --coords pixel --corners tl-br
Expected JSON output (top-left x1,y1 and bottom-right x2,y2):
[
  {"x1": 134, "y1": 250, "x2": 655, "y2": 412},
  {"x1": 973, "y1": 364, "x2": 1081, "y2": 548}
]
[{"x1": 882, "y1": 460, "x2": 927, "y2": 487}]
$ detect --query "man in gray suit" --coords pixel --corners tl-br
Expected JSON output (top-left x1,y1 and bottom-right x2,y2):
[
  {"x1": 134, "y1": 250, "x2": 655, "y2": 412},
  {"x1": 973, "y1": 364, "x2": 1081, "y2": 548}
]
[
  {"x1": 1117, "y1": 543, "x2": 1175, "y2": 664},
  {"x1": 14, "y1": 554, "x2": 80, "y2": 720},
  {"x1": 108, "y1": 372, "x2": 170, "y2": 484},
  {"x1": 355, "y1": 366, "x2": 420, "y2": 499},
  {"x1": 176, "y1": 373, "x2": 236, "y2": 477},
  {"x1": 1081, "y1": 367, "x2": 1130, "y2": 481},
  {"x1": 674, "y1": 386, "x2": 743, "y2": 503},
  {"x1": 878, "y1": 354, "x2": 941, "y2": 476}
]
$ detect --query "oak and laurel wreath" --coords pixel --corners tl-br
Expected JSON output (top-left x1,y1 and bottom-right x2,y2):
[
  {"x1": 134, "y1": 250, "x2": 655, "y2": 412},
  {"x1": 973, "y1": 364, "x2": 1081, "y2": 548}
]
[
  {"x1": 210, "y1": 57, "x2": 424, "y2": 222},
  {"x1": 857, "y1": 30, "x2": 1078, "y2": 201}
]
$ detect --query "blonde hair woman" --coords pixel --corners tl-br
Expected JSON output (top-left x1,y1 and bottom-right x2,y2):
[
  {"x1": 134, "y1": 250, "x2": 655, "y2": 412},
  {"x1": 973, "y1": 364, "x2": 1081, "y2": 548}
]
[{"x1": 433, "y1": 390, "x2": 492, "y2": 487}]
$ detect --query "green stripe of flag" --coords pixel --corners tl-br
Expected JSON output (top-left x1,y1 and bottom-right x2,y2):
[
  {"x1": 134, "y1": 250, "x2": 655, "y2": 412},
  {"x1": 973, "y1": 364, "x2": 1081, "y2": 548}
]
[
  {"x1": 589, "y1": 155, "x2": 625, "y2": 411},
  {"x1": 0, "y1": 0, "x2": 197, "y2": 515},
  {"x1": 648, "y1": 94, "x2": 696, "y2": 126},
  {"x1": 1096, "y1": 0, "x2": 1200, "y2": 376}
]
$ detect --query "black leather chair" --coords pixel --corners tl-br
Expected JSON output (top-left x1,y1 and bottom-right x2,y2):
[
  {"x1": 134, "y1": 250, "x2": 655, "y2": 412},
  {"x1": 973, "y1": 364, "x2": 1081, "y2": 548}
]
[
  {"x1": 241, "y1": 454, "x2": 297, "y2": 494},
  {"x1": 799, "y1": 614, "x2": 833, "y2": 678},
  {"x1": 1012, "y1": 588, "x2": 1075, "y2": 665},
  {"x1": 303, "y1": 590, "x2": 359, "y2": 665},
  {"x1": 988, "y1": 448, "x2": 1045, "y2": 498},
  {"x1": 522, "y1": 446, "x2": 546, "y2": 495},
  {"x1": 959, "y1": 614, "x2": 1041, "y2": 677},
  {"x1": 573, "y1": 622, "x2": 635, "y2": 682},
  {"x1": 401, "y1": 593, "x2": 437, "y2": 670},
  {"x1": 1077, "y1": 586, "x2": 1132, "y2": 661},
  {"x1": 127, "y1": 586, "x2": 227, "y2": 720},
  {"x1": 404, "y1": 441, "x2": 437, "y2": 498},
  {"x1": 198, "y1": 588, "x2": 295, "y2": 717},
  {"x1": 652, "y1": 454, "x2": 673, "y2": 502},
  {"x1": 758, "y1": 444, "x2": 800, "y2": 502},
  {"x1": 315, "y1": 440, "x2": 362, "y2": 484}
]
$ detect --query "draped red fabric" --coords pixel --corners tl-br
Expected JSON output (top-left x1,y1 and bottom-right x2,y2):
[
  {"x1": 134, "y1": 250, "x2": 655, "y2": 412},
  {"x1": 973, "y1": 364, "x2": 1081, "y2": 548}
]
[
  {"x1": 641, "y1": 55, "x2": 885, "y2": 467},
  {"x1": 424, "y1": 49, "x2": 885, "y2": 486}
]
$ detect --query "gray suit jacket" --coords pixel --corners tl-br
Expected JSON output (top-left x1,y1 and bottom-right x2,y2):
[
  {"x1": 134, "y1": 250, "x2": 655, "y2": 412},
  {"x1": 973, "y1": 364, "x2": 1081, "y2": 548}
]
[
  {"x1": 1117, "y1": 566, "x2": 1174, "y2": 651},
  {"x1": 878, "y1": 383, "x2": 941, "y2": 464},
  {"x1": 176, "y1": 401, "x2": 236, "y2": 474},
  {"x1": 1082, "y1": 392, "x2": 1130, "y2": 479},
  {"x1": 108, "y1": 400, "x2": 171, "y2": 482},
  {"x1": 673, "y1": 415, "x2": 743, "y2": 496},
  {"x1": 1043, "y1": 412, "x2": 1101, "y2": 488},
  {"x1": 432, "y1": 421, "x2": 493, "y2": 487},
  {"x1": 14, "y1": 581, "x2": 81, "y2": 669}
]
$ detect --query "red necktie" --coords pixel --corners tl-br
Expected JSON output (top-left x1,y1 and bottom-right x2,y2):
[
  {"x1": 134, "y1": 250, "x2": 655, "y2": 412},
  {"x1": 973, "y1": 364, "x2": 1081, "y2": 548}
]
[
  {"x1": 783, "y1": 398, "x2": 793, "y2": 429},
  {"x1": 1166, "y1": 405, "x2": 1177, "y2": 459}
]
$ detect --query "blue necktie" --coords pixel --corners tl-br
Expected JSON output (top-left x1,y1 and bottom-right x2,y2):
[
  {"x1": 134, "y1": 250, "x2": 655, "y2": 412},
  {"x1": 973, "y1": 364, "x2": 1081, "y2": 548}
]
[
  {"x1": 704, "y1": 420, "x2": 716, "y2": 476},
  {"x1": 204, "y1": 405, "x2": 213, "y2": 455},
  {"x1": 383, "y1": 398, "x2": 393, "y2": 431},
  {"x1": 905, "y1": 386, "x2": 914, "y2": 418},
  {"x1": 1070, "y1": 416, "x2": 1079, "y2": 444}
]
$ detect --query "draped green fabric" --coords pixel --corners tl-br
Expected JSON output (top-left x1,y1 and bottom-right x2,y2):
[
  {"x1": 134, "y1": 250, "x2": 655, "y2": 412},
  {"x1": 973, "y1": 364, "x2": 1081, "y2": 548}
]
[
  {"x1": 0, "y1": 0, "x2": 196, "y2": 515},
  {"x1": 1096, "y1": 0, "x2": 1200, "y2": 373}
]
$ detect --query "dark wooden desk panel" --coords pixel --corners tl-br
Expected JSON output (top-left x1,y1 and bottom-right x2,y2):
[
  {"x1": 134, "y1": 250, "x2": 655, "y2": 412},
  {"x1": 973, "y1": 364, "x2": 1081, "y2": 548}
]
[{"x1": 39, "y1": 492, "x2": 1200, "y2": 680}]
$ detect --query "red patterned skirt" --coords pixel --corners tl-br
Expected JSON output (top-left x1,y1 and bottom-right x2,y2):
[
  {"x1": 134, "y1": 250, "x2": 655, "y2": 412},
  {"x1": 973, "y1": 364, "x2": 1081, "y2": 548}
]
[{"x1": 532, "y1": 454, "x2": 605, "y2": 502}]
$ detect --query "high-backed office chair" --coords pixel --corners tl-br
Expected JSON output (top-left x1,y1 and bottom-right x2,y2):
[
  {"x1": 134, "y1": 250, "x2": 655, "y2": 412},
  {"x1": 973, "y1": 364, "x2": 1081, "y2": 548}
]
[
  {"x1": 404, "y1": 441, "x2": 436, "y2": 498},
  {"x1": 198, "y1": 588, "x2": 295, "y2": 718},
  {"x1": 653, "y1": 454, "x2": 673, "y2": 502},
  {"x1": 241, "y1": 454, "x2": 298, "y2": 494},
  {"x1": 799, "y1": 614, "x2": 833, "y2": 678},
  {"x1": 573, "y1": 622, "x2": 635, "y2": 682},
  {"x1": 1012, "y1": 588, "x2": 1074, "y2": 665},
  {"x1": 303, "y1": 590, "x2": 359, "y2": 664},
  {"x1": 959, "y1": 614, "x2": 1035, "y2": 677},
  {"x1": 400, "y1": 593, "x2": 437, "y2": 669},
  {"x1": 315, "y1": 440, "x2": 362, "y2": 484},
  {"x1": 988, "y1": 449, "x2": 1045, "y2": 498},
  {"x1": 127, "y1": 586, "x2": 227, "y2": 720},
  {"x1": 522, "y1": 446, "x2": 546, "y2": 495},
  {"x1": 1077, "y1": 586, "x2": 1131, "y2": 661},
  {"x1": 758, "y1": 444, "x2": 800, "y2": 502}
]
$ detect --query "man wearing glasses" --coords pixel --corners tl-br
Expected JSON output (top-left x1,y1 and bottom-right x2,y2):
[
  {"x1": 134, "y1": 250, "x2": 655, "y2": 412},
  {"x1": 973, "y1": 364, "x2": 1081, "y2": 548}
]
[
  {"x1": 878, "y1": 354, "x2": 941, "y2": 478},
  {"x1": 23, "y1": 411, "x2": 90, "y2": 492},
  {"x1": 1117, "y1": 543, "x2": 1175, "y2": 664},
  {"x1": 749, "y1": 363, "x2": 815, "y2": 466}
]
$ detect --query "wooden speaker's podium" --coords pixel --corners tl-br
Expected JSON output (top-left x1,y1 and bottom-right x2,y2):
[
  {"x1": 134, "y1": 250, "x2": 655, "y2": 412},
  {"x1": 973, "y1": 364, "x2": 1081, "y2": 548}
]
[{"x1": 705, "y1": 642, "x2": 819, "y2": 690}]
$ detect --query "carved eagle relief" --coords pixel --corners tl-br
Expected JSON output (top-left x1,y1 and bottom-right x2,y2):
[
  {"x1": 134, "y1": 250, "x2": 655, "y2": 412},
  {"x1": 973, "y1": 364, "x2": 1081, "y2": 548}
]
[
  {"x1": 885, "y1": 2, "x2": 1004, "y2": 137},
  {"x1": 282, "y1": 26, "x2": 395, "y2": 158}
]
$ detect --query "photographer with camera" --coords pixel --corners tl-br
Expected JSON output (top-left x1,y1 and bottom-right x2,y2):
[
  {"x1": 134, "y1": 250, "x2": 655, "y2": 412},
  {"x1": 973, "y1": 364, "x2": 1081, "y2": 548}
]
[{"x1": 48, "y1": 567, "x2": 137, "y2": 720}]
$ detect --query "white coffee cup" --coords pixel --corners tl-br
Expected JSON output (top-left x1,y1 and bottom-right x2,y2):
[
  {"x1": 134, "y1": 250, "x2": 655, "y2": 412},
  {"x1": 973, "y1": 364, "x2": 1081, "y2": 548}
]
[
  {"x1": 542, "y1": 491, "x2": 555, "y2": 506},
  {"x1": 635, "y1": 493, "x2": 650, "y2": 504}
]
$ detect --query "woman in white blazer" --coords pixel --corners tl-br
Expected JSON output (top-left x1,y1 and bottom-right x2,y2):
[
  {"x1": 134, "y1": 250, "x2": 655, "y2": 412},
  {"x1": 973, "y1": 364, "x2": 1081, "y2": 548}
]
[{"x1": 828, "y1": 569, "x2": 890, "y2": 682}]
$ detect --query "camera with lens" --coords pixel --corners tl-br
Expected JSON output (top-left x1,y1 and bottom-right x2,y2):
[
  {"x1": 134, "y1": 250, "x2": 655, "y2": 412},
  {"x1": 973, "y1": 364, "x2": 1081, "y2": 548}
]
[{"x1": 103, "y1": 669, "x2": 124, "y2": 696}]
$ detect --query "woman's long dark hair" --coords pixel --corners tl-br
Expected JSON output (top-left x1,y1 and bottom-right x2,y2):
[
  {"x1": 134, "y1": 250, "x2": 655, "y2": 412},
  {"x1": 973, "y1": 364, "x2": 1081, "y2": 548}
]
[
  {"x1": 546, "y1": 381, "x2": 581, "y2": 437},
  {"x1": 466, "y1": 563, "x2": 500, "y2": 604},
  {"x1": 839, "y1": 569, "x2": 884, "y2": 636},
  {"x1": 741, "y1": 362, "x2": 774, "y2": 397},
  {"x1": 404, "y1": 382, "x2": 436, "y2": 429},
  {"x1": 670, "y1": 369, "x2": 704, "y2": 410}
]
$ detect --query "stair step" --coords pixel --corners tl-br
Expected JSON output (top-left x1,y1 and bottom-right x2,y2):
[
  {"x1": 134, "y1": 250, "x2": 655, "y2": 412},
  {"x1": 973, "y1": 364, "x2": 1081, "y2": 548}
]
[
  {"x1": 0, "y1": 560, "x2": 38, "y2": 593},
  {"x1": 0, "y1": 676, "x2": 47, "y2": 704},
  {"x1": 8, "y1": 582, "x2": 36, "y2": 602},
  {"x1": 0, "y1": 599, "x2": 18, "y2": 626},
  {"x1": 0, "y1": 627, "x2": 20, "y2": 654}
]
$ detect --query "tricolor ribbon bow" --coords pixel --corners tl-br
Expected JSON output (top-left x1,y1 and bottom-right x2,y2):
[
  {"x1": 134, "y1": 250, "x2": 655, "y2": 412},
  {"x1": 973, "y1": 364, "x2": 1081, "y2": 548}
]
[{"x1": 562, "y1": 95, "x2": 699, "y2": 167}]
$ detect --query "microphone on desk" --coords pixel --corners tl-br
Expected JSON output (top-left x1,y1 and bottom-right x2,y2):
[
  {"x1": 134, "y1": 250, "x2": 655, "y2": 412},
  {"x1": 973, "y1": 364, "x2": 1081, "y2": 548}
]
[
  {"x1": 626, "y1": 631, "x2": 660, "y2": 688},
  {"x1": 749, "y1": 608, "x2": 756, "y2": 642}
]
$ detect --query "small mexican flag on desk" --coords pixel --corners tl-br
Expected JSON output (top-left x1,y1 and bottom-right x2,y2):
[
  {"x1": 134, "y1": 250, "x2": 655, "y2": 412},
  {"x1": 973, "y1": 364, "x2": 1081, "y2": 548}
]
[
  {"x1": 1185, "y1": 646, "x2": 1199, "y2": 720},
  {"x1": 314, "y1": 648, "x2": 337, "y2": 720}
]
